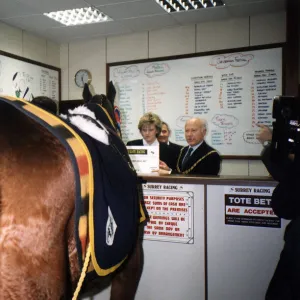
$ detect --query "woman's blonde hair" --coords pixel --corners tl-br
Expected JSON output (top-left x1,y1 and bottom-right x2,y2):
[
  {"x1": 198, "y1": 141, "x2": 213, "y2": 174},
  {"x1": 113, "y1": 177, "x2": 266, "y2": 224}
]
[{"x1": 138, "y1": 112, "x2": 162, "y2": 137}]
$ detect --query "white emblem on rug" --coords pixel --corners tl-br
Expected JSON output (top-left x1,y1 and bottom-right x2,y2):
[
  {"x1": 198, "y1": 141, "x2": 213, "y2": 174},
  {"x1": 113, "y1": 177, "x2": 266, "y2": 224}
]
[{"x1": 106, "y1": 206, "x2": 117, "y2": 246}]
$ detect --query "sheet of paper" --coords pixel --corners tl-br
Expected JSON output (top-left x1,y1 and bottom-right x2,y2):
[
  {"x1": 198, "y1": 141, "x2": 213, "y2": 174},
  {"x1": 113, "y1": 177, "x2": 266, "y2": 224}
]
[{"x1": 127, "y1": 145, "x2": 159, "y2": 174}]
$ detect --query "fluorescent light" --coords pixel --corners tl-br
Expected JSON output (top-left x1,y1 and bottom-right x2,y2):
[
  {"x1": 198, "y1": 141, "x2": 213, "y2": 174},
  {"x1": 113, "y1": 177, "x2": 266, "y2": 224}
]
[
  {"x1": 43, "y1": 7, "x2": 112, "y2": 26},
  {"x1": 155, "y1": 0, "x2": 224, "y2": 13}
]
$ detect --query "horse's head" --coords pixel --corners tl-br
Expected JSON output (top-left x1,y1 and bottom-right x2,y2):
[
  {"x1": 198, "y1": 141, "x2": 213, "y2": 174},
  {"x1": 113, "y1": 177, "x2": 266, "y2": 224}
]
[{"x1": 82, "y1": 82, "x2": 121, "y2": 137}]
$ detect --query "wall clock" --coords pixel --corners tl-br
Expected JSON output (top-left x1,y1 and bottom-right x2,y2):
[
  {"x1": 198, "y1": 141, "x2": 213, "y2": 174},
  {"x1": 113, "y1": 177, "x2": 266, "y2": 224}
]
[{"x1": 74, "y1": 69, "x2": 92, "y2": 88}]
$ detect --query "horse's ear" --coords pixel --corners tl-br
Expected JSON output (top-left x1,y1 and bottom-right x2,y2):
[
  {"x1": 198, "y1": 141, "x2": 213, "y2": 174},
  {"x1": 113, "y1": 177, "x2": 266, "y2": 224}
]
[
  {"x1": 107, "y1": 81, "x2": 116, "y2": 106},
  {"x1": 82, "y1": 83, "x2": 93, "y2": 103}
]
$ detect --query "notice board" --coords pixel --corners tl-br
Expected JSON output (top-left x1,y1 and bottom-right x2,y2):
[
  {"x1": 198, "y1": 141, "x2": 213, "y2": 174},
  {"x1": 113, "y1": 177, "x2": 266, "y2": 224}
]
[
  {"x1": 108, "y1": 45, "x2": 282, "y2": 157},
  {"x1": 0, "y1": 50, "x2": 60, "y2": 106}
]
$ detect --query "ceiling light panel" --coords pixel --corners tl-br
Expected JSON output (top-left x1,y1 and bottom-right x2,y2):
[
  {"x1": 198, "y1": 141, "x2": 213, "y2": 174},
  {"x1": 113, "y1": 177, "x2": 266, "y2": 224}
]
[
  {"x1": 43, "y1": 7, "x2": 112, "y2": 26},
  {"x1": 155, "y1": 0, "x2": 225, "y2": 13}
]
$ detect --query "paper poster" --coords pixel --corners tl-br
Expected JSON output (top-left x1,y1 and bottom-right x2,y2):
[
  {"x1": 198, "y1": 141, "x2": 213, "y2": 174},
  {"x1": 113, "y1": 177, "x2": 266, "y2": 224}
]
[{"x1": 127, "y1": 146, "x2": 159, "y2": 174}]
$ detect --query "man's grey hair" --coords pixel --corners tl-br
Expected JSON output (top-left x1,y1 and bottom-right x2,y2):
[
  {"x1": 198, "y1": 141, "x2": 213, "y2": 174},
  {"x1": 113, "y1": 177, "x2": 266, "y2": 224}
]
[
  {"x1": 187, "y1": 117, "x2": 207, "y2": 131},
  {"x1": 201, "y1": 120, "x2": 208, "y2": 130}
]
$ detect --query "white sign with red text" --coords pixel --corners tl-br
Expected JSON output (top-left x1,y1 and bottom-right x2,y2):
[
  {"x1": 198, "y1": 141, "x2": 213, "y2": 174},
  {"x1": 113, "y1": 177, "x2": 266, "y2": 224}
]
[{"x1": 142, "y1": 182, "x2": 194, "y2": 243}]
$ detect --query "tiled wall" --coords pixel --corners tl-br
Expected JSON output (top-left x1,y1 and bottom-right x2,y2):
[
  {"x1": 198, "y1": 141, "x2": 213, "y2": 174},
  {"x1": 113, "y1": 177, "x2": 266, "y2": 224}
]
[{"x1": 0, "y1": 22, "x2": 60, "y2": 67}]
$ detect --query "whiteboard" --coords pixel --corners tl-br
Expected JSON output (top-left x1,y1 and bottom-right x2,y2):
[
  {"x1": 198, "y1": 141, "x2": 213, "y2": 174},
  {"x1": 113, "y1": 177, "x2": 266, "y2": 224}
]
[
  {"x1": 0, "y1": 50, "x2": 60, "y2": 105},
  {"x1": 108, "y1": 47, "x2": 282, "y2": 157}
]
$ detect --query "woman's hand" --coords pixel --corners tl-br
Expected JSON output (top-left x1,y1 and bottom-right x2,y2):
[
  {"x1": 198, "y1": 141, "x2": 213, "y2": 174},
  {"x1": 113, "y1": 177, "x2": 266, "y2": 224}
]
[{"x1": 152, "y1": 160, "x2": 172, "y2": 174}]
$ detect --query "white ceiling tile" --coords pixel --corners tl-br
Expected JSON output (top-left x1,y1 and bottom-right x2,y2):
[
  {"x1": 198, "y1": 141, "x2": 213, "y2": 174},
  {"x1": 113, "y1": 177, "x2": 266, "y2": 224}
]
[
  {"x1": 16, "y1": 0, "x2": 87, "y2": 14},
  {"x1": 2, "y1": 15, "x2": 62, "y2": 32},
  {"x1": 172, "y1": 6, "x2": 229, "y2": 25},
  {"x1": 227, "y1": 0, "x2": 286, "y2": 17},
  {"x1": 97, "y1": 1, "x2": 164, "y2": 20},
  {"x1": 223, "y1": 0, "x2": 264, "y2": 4},
  {"x1": 0, "y1": 0, "x2": 286, "y2": 43},
  {"x1": 0, "y1": 0, "x2": 40, "y2": 19},
  {"x1": 121, "y1": 14, "x2": 179, "y2": 32},
  {"x1": 89, "y1": 0, "x2": 147, "y2": 6}
]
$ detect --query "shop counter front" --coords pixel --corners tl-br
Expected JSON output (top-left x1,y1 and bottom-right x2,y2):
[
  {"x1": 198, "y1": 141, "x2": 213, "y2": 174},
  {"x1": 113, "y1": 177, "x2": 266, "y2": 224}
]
[
  {"x1": 93, "y1": 175, "x2": 286, "y2": 300},
  {"x1": 136, "y1": 174, "x2": 286, "y2": 300}
]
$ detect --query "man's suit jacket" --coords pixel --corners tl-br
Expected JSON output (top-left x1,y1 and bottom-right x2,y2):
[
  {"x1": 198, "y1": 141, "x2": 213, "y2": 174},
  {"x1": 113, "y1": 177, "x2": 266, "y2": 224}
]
[
  {"x1": 166, "y1": 141, "x2": 183, "y2": 170},
  {"x1": 126, "y1": 139, "x2": 170, "y2": 165},
  {"x1": 175, "y1": 141, "x2": 221, "y2": 175}
]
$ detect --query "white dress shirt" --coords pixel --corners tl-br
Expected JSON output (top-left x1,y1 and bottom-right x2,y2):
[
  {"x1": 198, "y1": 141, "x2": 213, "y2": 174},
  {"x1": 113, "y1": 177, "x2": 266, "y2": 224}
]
[{"x1": 142, "y1": 138, "x2": 159, "y2": 146}]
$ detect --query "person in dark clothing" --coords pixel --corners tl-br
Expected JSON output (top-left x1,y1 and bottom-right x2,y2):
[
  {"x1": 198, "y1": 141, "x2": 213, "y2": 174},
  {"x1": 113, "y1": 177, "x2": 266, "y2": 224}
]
[
  {"x1": 257, "y1": 124, "x2": 300, "y2": 300},
  {"x1": 158, "y1": 121, "x2": 183, "y2": 170},
  {"x1": 159, "y1": 117, "x2": 221, "y2": 175}
]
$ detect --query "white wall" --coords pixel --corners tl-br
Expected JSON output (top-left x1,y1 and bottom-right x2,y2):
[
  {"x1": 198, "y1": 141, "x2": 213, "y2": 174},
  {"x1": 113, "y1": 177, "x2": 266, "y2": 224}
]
[
  {"x1": 62, "y1": 12, "x2": 285, "y2": 177},
  {"x1": 0, "y1": 22, "x2": 60, "y2": 67}
]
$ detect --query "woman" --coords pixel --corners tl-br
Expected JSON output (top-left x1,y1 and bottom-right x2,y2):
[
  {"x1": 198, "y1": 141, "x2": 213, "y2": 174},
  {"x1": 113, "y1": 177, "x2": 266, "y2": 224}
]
[
  {"x1": 127, "y1": 112, "x2": 162, "y2": 146},
  {"x1": 127, "y1": 112, "x2": 172, "y2": 167}
]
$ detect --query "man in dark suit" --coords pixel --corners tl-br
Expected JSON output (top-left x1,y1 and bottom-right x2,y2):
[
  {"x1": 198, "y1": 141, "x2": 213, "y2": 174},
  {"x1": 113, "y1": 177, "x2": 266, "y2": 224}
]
[
  {"x1": 160, "y1": 118, "x2": 221, "y2": 175},
  {"x1": 158, "y1": 122, "x2": 183, "y2": 170}
]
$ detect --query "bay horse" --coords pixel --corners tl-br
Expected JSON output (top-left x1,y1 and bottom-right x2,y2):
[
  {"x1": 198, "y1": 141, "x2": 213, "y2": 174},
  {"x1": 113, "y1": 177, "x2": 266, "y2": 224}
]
[{"x1": 0, "y1": 95, "x2": 144, "y2": 300}]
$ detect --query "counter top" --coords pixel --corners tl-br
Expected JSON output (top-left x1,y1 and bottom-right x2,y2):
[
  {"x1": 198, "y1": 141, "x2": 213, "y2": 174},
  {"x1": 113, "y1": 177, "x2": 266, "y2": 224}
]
[{"x1": 138, "y1": 173, "x2": 276, "y2": 185}]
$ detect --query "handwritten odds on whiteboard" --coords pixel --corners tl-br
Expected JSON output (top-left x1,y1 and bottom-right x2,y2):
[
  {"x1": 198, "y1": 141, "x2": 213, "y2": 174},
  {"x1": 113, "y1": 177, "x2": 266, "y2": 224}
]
[
  {"x1": 210, "y1": 53, "x2": 254, "y2": 69},
  {"x1": 144, "y1": 63, "x2": 170, "y2": 78},
  {"x1": 113, "y1": 65, "x2": 140, "y2": 81},
  {"x1": 211, "y1": 114, "x2": 239, "y2": 129}
]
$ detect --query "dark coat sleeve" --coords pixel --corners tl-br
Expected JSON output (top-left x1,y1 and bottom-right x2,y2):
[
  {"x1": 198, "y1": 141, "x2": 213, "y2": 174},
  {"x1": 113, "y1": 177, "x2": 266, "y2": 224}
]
[
  {"x1": 272, "y1": 180, "x2": 300, "y2": 220},
  {"x1": 261, "y1": 145, "x2": 294, "y2": 182},
  {"x1": 261, "y1": 145, "x2": 300, "y2": 219},
  {"x1": 160, "y1": 142, "x2": 182, "y2": 171}
]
